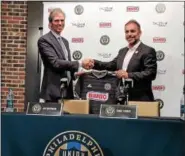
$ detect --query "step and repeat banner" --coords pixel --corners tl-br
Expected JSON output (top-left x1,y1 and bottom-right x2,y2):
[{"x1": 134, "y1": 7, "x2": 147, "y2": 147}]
[{"x1": 42, "y1": 2, "x2": 184, "y2": 117}]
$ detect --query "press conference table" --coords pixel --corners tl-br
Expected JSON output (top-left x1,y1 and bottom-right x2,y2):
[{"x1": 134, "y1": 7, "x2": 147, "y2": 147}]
[{"x1": 1, "y1": 113, "x2": 185, "y2": 156}]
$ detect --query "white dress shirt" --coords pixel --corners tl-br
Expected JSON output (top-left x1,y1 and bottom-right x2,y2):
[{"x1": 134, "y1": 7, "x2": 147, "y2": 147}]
[{"x1": 122, "y1": 41, "x2": 141, "y2": 71}]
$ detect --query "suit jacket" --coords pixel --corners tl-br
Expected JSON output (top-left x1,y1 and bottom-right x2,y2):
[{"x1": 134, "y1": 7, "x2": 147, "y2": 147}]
[
  {"x1": 38, "y1": 31, "x2": 79, "y2": 101},
  {"x1": 93, "y1": 42, "x2": 157, "y2": 101}
]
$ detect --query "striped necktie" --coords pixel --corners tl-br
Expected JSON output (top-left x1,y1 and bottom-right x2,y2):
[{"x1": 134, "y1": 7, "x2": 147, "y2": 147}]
[
  {"x1": 58, "y1": 37, "x2": 68, "y2": 60},
  {"x1": 58, "y1": 37, "x2": 71, "y2": 84}
]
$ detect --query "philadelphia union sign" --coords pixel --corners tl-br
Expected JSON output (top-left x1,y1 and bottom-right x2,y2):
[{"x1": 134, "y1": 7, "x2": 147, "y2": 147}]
[{"x1": 43, "y1": 131, "x2": 104, "y2": 156}]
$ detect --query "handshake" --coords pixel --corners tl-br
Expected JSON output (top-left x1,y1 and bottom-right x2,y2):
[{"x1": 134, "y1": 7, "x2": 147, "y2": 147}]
[
  {"x1": 80, "y1": 58, "x2": 129, "y2": 79},
  {"x1": 81, "y1": 58, "x2": 94, "y2": 70}
]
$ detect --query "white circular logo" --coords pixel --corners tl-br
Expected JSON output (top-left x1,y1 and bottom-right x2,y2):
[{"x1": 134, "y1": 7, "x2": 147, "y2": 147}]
[
  {"x1": 74, "y1": 5, "x2": 84, "y2": 15},
  {"x1": 155, "y1": 3, "x2": 166, "y2": 13},
  {"x1": 32, "y1": 104, "x2": 42, "y2": 113},
  {"x1": 105, "y1": 106, "x2": 116, "y2": 116},
  {"x1": 104, "y1": 83, "x2": 111, "y2": 90},
  {"x1": 73, "y1": 50, "x2": 82, "y2": 60},
  {"x1": 156, "y1": 50, "x2": 165, "y2": 61},
  {"x1": 155, "y1": 99, "x2": 164, "y2": 109},
  {"x1": 100, "y1": 35, "x2": 110, "y2": 45}
]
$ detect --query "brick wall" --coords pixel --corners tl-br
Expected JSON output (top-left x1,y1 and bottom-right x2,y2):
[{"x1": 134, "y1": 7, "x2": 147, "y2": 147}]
[{"x1": 1, "y1": 1, "x2": 28, "y2": 112}]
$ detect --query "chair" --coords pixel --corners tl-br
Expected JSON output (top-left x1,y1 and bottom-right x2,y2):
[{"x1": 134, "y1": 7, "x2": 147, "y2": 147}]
[
  {"x1": 63, "y1": 100, "x2": 89, "y2": 114},
  {"x1": 128, "y1": 101, "x2": 160, "y2": 117}
]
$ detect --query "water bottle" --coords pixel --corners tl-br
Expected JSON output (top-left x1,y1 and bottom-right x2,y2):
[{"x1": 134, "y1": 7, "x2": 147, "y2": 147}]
[
  {"x1": 180, "y1": 86, "x2": 185, "y2": 120},
  {"x1": 6, "y1": 88, "x2": 14, "y2": 112}
]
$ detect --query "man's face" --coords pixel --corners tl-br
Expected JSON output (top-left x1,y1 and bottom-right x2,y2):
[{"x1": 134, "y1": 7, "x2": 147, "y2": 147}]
[
  {"x1": 125, "y1": 22, "x2": 141, "y2": 47},
  {"x1": 50, "y1": 13, "x2": 65, "y2": 34}
]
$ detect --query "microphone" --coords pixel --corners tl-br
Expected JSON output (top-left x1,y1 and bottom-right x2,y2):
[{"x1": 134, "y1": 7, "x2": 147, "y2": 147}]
[
  {"x1": 60, "y1": 78, "x2": 68, "y2": 99},
  {"x1": 59, "y1": 78, "x2": 71, "y2": 115},
  {"x1": 117, "y1": 78, "x2": 134, "y2": 105},
  {"x1": 60, "y1": 78, "x2": 68, "y2": 89},
  {"x1": 123, "y1": 79, "x2": 133, "y2": 105},
  {"x1": 124, "y1": 78, "x2": 133, "y2": 88}
]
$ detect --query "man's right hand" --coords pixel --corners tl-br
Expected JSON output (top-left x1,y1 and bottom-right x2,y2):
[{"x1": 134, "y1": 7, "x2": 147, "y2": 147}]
[{"x1": 82, "y1": 58, "x2": 94, "y2": 70}]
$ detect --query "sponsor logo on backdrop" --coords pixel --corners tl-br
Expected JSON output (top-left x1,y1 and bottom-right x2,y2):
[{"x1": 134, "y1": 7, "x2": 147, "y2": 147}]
[
  {"x1": 48, "y1": 7, "x2": 54, "y2": 13},
  {"x1": 99, "y1": 22, "x2": 112, "y2": 28},
  {"x1": 155, "y1": 99, "x2": 164, "y2": 109},
  {"x1": 87, "y1": 91, "x2": 109, "y2": 101},
  {"x1": 100, "y1": 35, "x2": 110, "y2": 45},
  {"x1": 72, "y1": 38, "x2": 84, "y2": 43},
  {"x1": 43, "y1": 131, "x2": 104, "y2": 156},
  {"x1": 155, "y1": 3, "x2": 166, "y2": 13},
  {"x1": 74, "y1": 5, "x2": 84, "y2": 15},
  {"x1": 97, "y1": 53, "x2": 112, "y2": 58},
  {"x1": 153, "y1": 37, "x2": 166, "y2": 43},
  {"x1": 157, "y1": 69, "x2": 166, "y2": 74},
  {"x1": 72, "y1": 50, "x2": 82, "y2": 60},
  {"x1": 156, "y1": 50, "x2": 165, "y2": 61},
  {"x1": 152, "y1": 85, "x2": 165, "y2": 91},
  {"x1": 71, "y1": 22, "x2": 85, "y2": 28},
  {"x1": 153, "y1": 21, "x2": 167, "y2": 27},
  {"x1": 99, "y1": 7, "x2": 113, "y2": 12},
  {"x1": 126, "y1": 6, "x2": 139, "y2": 12}
]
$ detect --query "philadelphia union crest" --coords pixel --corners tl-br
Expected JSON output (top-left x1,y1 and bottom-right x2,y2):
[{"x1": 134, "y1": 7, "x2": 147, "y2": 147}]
[
  {"x1": 74, "y1": 5, "x2": 84, "y2": 15},
  {"x1": 43, "y1": 131, "x2": 104, "y2": 156}
]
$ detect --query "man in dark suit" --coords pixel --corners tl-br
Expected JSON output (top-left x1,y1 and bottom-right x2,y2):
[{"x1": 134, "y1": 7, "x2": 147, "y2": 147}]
[
  {"x1": 84, "y1": 19, "x2": 157, "y2": 101},
  {"x1": 38, "y1": 8, "x2": 87, "y2": 102}
]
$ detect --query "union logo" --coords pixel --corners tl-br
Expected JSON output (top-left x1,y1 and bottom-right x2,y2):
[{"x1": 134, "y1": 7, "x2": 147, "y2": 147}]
[
  {"x1": 100, "y1": 35, "x2": 110, "y2": 45},
  {"x1": 43, "y1": 131, "x2": 104, "y2": 156},
  {"x1": 74, "y1": 5, "x2": 84, "y2": 15},
  {"x1": 155, "y1": 3, "x2": 166, "y2": 13}
]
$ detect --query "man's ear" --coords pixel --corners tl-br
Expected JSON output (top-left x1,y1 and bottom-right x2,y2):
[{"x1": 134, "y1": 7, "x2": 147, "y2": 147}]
[
  {"x1": 139, "y1": 30, "x2": 142, "y2": 37},
  {"x1": 48, "y1": 23, "x2": 51, "y2": 29}
]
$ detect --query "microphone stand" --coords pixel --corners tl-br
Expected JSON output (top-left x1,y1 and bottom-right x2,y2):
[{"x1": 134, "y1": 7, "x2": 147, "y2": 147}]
[
  {"x1": 58, "y1": 88, "x2": 65, "y2": 114},
  {"x1": 124, "y1": 85, "x2": 129, "y2": 105},
  {"x1": 59, "y1": 79, "x2": 67, "y2": 114},
  {"x1": 116, "y1": 79, "x2": 133, "y2": 105}
]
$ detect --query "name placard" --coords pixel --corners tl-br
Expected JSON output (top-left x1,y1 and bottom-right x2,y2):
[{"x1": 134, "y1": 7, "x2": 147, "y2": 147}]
[
  {"x1": 99, "y1": 104, "x2": 137, "y2": 119},
  {"x1": 26, "y1": 102, "x2": 62, "y2": 116}
]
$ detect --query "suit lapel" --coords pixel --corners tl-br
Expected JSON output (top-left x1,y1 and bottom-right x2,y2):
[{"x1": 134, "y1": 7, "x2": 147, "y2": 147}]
[
  {"x1": 127, "y1": 42, "x2": 143, "y2": 72},
  {"x1": 48, "y1": 32, "x2": 66, "y2": 59}
]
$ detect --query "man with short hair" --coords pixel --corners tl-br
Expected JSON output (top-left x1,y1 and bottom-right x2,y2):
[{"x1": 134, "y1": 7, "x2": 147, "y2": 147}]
[
  {"x1": 38, "y1": 8, "x2": 87, "y2": 102},
  {"x1": 84, "y1": 19, "x2": 157, "y2": 101}
]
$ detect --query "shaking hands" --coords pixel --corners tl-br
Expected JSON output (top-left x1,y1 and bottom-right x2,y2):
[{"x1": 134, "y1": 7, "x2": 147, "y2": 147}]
[
  {"x1": 81, "y1": 59, "x2": 128, "y2": 79},
  {"x1": 115, "y1": 70, "x2": 128, "y2": 79},
  {"x1": 82, "y1": 58, "x2": 94, "y2": 70}
]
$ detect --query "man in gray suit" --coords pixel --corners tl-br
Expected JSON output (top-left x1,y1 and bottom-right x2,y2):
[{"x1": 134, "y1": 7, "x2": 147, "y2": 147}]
[
  {"x1": 38, "y1": 8, "x2": 88, "y2": 102},
  {"x1": 84, "y1": 19, "x2": 157, "y2": 101}
]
